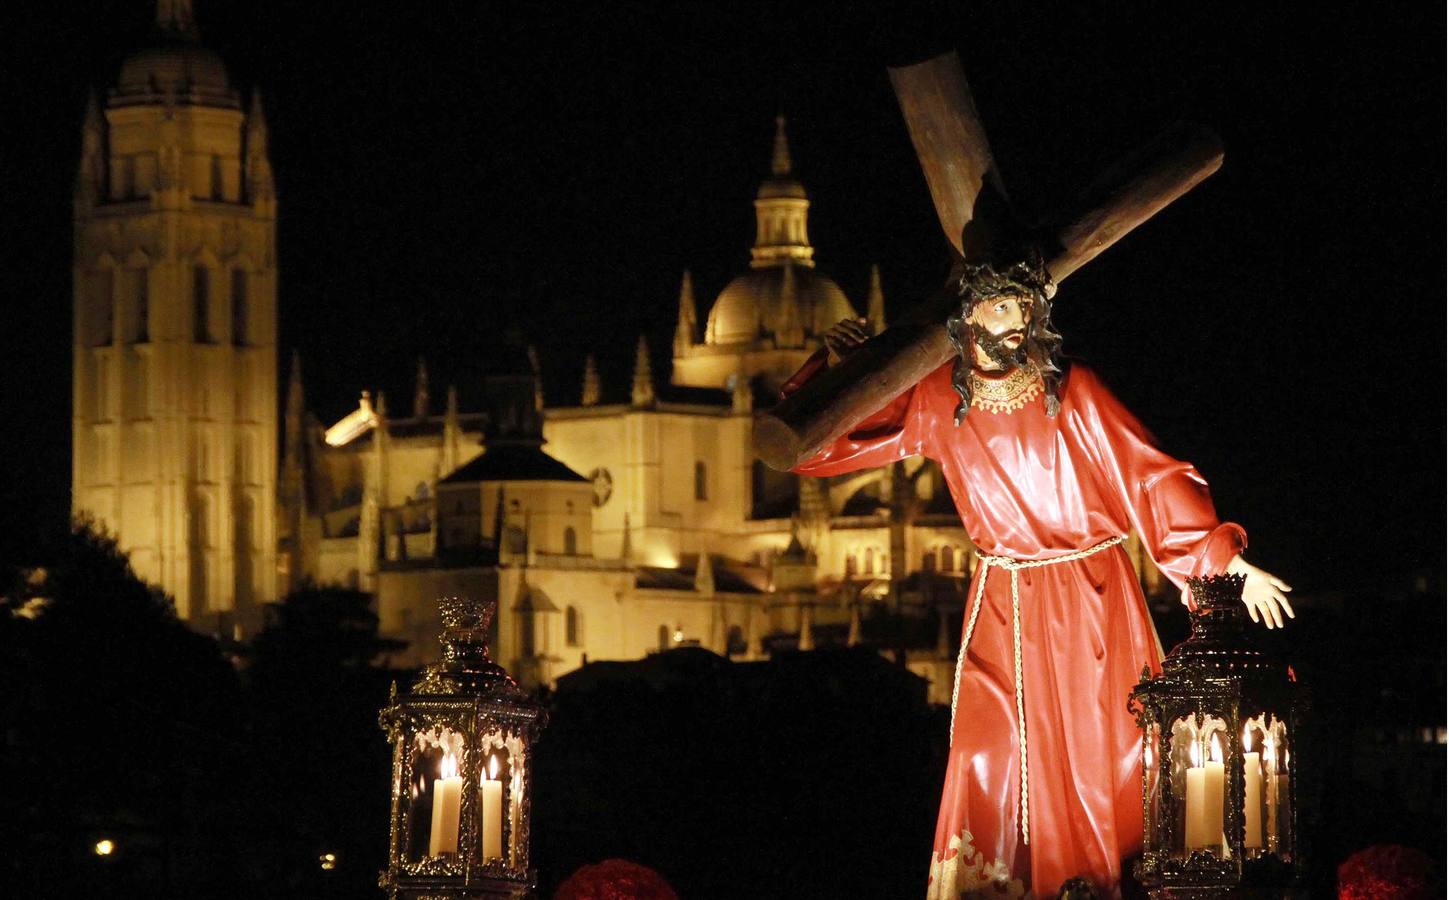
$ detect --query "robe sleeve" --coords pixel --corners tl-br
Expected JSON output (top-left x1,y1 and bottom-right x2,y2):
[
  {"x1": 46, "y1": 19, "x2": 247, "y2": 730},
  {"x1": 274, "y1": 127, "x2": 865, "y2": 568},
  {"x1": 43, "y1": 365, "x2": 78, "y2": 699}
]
[
  {"x1": 1070, "y1": 365, "x2": 1246, "y2": 590},
  {"x1": 780, "y1": 348, "x2": 936, "y2": 477}
]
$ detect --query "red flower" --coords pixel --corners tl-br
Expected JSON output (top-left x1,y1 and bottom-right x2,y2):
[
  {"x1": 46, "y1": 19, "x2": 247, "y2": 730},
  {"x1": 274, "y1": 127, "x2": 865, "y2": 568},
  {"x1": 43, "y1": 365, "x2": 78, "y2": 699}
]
[
  {"x1": 554, "y1": 858, "x2": 679, "y2": 900},
  {"x1": 1338, "y1": 845, "x2": 1436, "y2": 900}
]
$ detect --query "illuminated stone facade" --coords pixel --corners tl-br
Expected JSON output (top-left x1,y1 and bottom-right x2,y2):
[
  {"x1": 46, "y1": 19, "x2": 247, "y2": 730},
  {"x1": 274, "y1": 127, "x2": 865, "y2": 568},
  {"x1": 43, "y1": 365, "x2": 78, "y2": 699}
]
[
  {"x1": 283, "y1": 118, "x2": 1170, "y2": 699},
  {"x1": 72, "y1": 4, "x2": 1166, "y2": 700},
  {"x1": 71, "y1": 0, "x2": 278, "y2": 632}
]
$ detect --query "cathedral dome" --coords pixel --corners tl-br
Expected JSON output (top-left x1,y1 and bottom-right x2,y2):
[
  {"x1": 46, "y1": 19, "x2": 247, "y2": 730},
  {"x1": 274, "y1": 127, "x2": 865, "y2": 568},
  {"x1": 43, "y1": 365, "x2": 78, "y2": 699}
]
[
  {"x1": 705, "y1": 265, "x2": 857, "y2": 346},
  {"x1": 115, "y1": 41, "x2": 237, "y2": 107},
  {"x1": 112, "y1": 1, "x2": 238, "y2": 108},
  {"x1": 700, "y1": 115, "x2": 858, "y2": 346}
]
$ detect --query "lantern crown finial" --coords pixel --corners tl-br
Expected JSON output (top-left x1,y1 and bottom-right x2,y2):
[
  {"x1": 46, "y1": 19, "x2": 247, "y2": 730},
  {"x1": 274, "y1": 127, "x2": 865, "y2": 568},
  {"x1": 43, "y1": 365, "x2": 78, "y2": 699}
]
[
  {"x1": 438, "y1": 595, "x2": 496, "y2": 636},
  {"x1": 1186, "y1": 573, "x2": 1247, "y2": 611}
]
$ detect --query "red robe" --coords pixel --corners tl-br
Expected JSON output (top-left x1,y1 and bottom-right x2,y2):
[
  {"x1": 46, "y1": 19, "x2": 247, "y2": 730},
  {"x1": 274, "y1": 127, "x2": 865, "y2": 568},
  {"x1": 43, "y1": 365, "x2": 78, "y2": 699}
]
[{"x1": 784, "y1": 352, "x2": 1244, "y2": 898}]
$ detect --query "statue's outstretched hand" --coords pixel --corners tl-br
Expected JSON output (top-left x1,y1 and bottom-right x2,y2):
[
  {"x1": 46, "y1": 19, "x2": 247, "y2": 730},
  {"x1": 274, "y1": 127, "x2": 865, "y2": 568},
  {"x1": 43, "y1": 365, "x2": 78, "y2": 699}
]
[
  {"x1": 824, "y1": 317, "x2": 871, "y2": 365},
  {"x1": 1226, "y1": 555, "x2": 1295, "y2": 629}
]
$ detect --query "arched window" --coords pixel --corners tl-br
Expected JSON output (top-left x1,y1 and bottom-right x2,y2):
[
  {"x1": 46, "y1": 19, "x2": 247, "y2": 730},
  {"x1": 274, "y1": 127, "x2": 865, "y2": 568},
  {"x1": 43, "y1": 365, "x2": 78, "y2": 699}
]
[
  {"x1": 658, "y1": 624, "x2": 670, "y2": 652},
  {"x1": 520, "y1": 613, "x2": 535, "y2": 657},
  {"x1": 210, "y1": 154, "x2": 223, "y2": 200},
  {"x1": 231, "y1": 270, "x2": 248, "y2": 344},
  {"x1": 727, "y1": 625, "x2": 745, "y2": 656},
  {"x1": 563, "y1": 526, "x2": 577, "y2": 556},
  {"x1": 940, "y1": 545, "x2": 955, "y2": 573},
  {"x1": 130, "y1": 269, "x2": 148, "y2": 343},
  {"x1": 863, "y1": 547, "x2": 875, "y2": 574},
  {"x1": 694, "y1": 460, "x2": 708, "y2": 501},
  {"x1": 415, "y1": 482, "x2": 430, "y2": 500},
  {"x1": 922, "y1": 550, "x2": 936, "y2": 572},
  {"x1": 565, "y1": 606, "x2": 581, "y2": 646},
  {"x1": 845, "y1": 552, "x2": 857, "y2": 577},
  {"x1": 192, "y1": 265, "x2": 210, "y2": 342}
]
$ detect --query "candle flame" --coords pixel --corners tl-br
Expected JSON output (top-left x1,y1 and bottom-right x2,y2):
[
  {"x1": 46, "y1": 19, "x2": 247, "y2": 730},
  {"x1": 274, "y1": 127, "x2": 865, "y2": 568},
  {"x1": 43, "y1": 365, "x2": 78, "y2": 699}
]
[
  {"x1": 1243, "y1": 726, "x2": 1254, "y2": 753},
  {"x1": 488, "y1": 755, "x2": 500, "y2": 781},
  {"x1": 440, "y1": 752, "x2": 458, "y2": 780},
  {"x1": 1263, "y1": 737, "x2": 1277, "y2": 770},
  {"x1": 1209, "y1": 733, "x2": 1223, "y2": 763},
  {"x1": 1189, "y1": 738, "x2": 1201, "y2": 768}
]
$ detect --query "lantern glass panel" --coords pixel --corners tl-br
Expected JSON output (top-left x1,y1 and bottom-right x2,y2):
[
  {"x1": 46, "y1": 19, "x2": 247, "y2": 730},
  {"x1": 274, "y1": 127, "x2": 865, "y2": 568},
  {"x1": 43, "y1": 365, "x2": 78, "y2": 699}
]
[
  {"x1": 1144, "y1": 721, "x2": 1162, "y2": 845},
  {"x1": 407, "y1": 726, "x2": 467, "y2": 863},
  {"x1": 1169, "y1": 714, "x2": 1229, "y2": 857},
  {"x1": 478, "y1": 726, "x2": 532, "y2": 867},
  {"x1": 1253, "y1": 713, "x2": 1293, "y2": 859}
]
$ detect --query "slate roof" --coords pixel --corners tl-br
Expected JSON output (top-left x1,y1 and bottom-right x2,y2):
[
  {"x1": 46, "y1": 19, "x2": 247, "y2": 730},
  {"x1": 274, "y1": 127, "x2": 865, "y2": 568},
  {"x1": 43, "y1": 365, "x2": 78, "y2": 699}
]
[{"x1": 438, "y1": 444, "x2": 587, "y2": 485}]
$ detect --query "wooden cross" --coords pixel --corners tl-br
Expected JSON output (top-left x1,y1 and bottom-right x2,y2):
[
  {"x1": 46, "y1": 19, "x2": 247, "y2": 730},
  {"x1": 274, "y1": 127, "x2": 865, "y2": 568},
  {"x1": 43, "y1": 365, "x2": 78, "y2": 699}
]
[{"x1": 752, "y1": 52, "x2": 1223, "y2": 471}]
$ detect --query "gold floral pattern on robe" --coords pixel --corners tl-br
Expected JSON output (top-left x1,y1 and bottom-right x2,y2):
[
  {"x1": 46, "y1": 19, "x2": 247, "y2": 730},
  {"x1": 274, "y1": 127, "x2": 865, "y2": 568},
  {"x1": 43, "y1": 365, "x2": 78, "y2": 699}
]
[{"x1": 926, "y1": 829, "x2": 1029, "y2": 900}]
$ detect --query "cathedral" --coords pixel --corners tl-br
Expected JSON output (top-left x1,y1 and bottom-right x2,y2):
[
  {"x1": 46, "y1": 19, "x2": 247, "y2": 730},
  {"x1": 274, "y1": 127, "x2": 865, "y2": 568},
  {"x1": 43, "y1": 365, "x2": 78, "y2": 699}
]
[{"x1": 72, "y1": 1, "x2": 1166, "y2": 700}]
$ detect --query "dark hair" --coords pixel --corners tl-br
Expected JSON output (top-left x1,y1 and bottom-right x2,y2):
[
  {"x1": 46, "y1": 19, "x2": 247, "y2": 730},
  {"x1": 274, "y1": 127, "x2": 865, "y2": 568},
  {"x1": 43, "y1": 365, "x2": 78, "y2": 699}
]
[{"x1": 945, "y1": 246, "x2": 1064, "y2": 423}]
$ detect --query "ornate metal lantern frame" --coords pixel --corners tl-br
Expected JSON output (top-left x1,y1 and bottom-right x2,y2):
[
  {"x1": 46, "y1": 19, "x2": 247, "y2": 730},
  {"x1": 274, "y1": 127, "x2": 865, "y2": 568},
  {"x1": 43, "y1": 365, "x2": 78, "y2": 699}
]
[
  {"x1": 380, "y1": 597, "x2": 547, "y2": 900},
  {"x1": 1129, "y1": 574, "x2": 1309, "y2": 898}
]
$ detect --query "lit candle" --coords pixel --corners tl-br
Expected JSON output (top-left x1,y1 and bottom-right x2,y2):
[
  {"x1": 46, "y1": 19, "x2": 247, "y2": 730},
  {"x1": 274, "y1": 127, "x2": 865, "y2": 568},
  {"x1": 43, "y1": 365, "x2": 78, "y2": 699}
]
[
  {"x1": 1185, "y1": 739, "x2": 1206, "y2": 849},
  {"x1": 1204, "y1": 733, "x2": 1225, "y2": 851},
  {"x1": 428, "y1": 753, "x2": 462, "y2": 856},
  {"x1": 481, "y1": 755, "x2": 503, "y2": 861},
  {"x1": 1243, "y1": 727, "x2": 1263, "y2": 849},
  {"x1": 1264, "y1": 737, "x2": 1279, "y2": 852}
]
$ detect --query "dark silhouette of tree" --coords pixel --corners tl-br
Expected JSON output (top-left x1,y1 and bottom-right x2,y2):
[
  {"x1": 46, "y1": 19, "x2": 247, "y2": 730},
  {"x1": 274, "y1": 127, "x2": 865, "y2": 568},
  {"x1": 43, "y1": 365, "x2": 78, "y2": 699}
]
[
  {"x1": 244, "y1": 584, "x2": 409, "y2": 898},
  {"x1": 0, "y1": 518, "x2": 248, "y2": 897}
]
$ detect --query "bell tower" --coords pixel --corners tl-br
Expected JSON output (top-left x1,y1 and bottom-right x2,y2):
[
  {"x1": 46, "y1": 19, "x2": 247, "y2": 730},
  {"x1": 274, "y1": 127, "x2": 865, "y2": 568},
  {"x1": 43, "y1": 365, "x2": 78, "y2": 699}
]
[{"x1": 72, "y1": 0, "x2": 278, "y2": 631}]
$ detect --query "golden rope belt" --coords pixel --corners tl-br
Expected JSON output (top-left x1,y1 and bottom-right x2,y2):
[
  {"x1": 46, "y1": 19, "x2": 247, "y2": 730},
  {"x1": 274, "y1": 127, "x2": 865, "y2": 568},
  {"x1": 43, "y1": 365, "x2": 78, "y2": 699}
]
[{"x1": 948, "y1": 534, "x2": 1126, "y2": 847}]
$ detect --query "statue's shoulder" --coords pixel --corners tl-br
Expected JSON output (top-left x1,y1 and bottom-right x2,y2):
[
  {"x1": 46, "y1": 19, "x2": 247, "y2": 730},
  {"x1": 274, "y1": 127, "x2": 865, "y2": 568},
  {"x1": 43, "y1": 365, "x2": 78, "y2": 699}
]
[{"x1": 1057, "y1": 358, "x2": 1106, "y2": 405}]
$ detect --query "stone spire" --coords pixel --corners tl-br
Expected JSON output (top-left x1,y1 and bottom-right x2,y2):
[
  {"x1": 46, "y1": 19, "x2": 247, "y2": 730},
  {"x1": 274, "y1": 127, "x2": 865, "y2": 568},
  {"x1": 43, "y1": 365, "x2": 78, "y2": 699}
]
[
  {"x1": 673, "y1": 270, "x2": 697, "y2": 357},
  {"x1": 413, "y1": 358, "x2": 430, "y2": 419},
  {"x1": 441, "y1": 385, "x2": 460, "y2": 475},
  {"x1": 867, "y1": 264, "x2": 887, "y2": 336},
  {"x1": 581, "y1": 354, "x2": 601, "y2": 406},
  {"x1": 771, "y1": 113, "x2": 792, "y2": 176},
  {"x1": 285, "y1": 350, "x2": 305, "y2": 447},
  {"x1": 75, "y1": 92, "x2": 103, "y2": 208},
  {"x1": 751, "y1": 115, "x2": 814, "y2": 269},
  {"x1": 774, "y1": 261, "x2": 804, "y2": 348},
  {"x1": 279, "y1": 354, "x2": 309, "y2": 592},
  {"x1": 156, "y1": 0, "x2": 200, "y2": 40},
  {"x1": 630, "y1": 335, "x2": 655, "y2": 407},
  {"x1": 245, "y1": 92, "x2": 274, "y2": 205},
  {"x1": 527, "y1": 345, "x2": 545, "y2": 412}
]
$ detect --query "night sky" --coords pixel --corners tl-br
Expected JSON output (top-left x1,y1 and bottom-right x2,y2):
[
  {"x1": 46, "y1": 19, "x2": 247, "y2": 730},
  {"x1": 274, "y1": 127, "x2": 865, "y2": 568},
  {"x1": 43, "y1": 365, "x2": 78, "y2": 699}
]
[{"x1": 0, "y1": 1, "x2": 1442, "y2": 596}]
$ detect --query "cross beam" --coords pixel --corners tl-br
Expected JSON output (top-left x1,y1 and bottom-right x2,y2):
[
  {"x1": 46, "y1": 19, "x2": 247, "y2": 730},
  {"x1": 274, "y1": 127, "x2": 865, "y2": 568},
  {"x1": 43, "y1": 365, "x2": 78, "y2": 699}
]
[{"x1": 752, "y1": 52, "x2": 1223, "y2": 472}]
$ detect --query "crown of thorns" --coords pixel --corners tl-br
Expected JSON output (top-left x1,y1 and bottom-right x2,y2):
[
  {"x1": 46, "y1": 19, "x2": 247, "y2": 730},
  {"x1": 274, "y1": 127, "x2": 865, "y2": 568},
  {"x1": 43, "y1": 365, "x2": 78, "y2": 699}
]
[{"x1": 957, "y1": 245, "x2": 1054, "y2": 307}]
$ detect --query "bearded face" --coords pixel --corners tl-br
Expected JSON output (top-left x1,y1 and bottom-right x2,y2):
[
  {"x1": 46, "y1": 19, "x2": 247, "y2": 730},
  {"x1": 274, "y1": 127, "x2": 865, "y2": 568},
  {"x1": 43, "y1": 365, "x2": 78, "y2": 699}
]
[{"x1": 967, "y1": 294, "x2": 1033, "y2": 371}]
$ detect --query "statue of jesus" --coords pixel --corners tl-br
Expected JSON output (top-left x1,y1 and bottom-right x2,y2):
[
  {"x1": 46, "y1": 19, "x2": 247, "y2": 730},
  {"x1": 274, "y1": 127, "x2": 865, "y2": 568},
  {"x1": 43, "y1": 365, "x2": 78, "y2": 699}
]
[{"x1": 782, "y1": 247, "x2": 1294, "y2": 898}]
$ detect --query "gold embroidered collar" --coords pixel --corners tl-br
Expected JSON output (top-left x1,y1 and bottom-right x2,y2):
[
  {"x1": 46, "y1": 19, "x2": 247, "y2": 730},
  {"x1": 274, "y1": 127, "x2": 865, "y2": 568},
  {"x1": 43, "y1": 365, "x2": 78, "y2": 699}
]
[{"x1": 970, "y1": 364, "x2": 1042, "y2": 414}]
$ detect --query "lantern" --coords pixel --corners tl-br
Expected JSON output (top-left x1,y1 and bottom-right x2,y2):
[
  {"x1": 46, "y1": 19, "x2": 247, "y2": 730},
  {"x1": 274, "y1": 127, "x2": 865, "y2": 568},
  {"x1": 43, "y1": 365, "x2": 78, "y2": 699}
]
[
  {"x1": 380, "y1": 596, "x2": 547, "y2": 899},
  {"x1": 1129, "y1": 574, "x2": 1308, "y2": 896}
]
